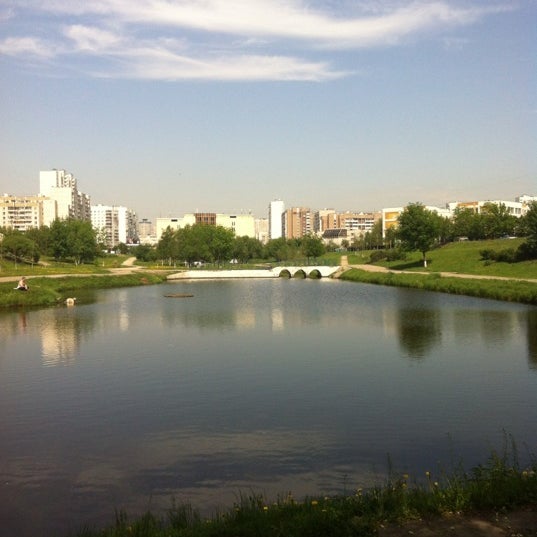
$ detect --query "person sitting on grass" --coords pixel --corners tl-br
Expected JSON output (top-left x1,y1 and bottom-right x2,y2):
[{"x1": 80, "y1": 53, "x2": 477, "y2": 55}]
[{"x1": 15, "y1": 276, "x2": 29, "y2": 291}]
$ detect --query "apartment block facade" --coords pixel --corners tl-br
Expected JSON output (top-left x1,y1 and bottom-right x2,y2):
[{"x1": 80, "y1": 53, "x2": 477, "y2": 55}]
[
  {"x1": 91, "y1": 205, "x2": 138, "y2": 248},
  {"x1": 39, "y1": 169, "x2": 91, "y2": 225},
  {"x1": 0, "y1": 194, "x2": 56, "y2": 231},
  {"x1": 284, "y1": 207, "x2": 313, "y2": 239},
  {"x1": 155, "y1": 212, "x2": 256, "y2": 241}
]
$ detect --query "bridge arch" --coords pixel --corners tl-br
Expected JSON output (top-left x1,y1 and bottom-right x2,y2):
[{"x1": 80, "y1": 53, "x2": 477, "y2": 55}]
[{"x1": 308, "y1": 269, "x2": 322, "y2": 279}]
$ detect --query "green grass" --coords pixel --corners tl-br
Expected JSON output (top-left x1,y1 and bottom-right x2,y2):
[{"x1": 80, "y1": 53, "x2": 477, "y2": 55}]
[
  {"x1": 340, "y1": 269, "x2": 537, "y2": 305},
  {"x1": 376, "y1": 239, "x2": 537, "y2": 279},
  {"x1": 0, "y1": 273, "x2": 168, "y2": 308},
  {"x1": 69, "y1": 443, "x2": 537, "y2": 537}
]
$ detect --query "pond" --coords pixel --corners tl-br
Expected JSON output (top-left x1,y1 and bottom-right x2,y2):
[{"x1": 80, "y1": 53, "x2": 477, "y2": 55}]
[{"x1": 1, "y1": 278, "x2": 536, "y2": 536}]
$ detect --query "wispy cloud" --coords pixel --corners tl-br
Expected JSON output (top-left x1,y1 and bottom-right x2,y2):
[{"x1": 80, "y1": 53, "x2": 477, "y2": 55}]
[{"x1": 0, "y1": 1, "x2": 512, "y2": 81}]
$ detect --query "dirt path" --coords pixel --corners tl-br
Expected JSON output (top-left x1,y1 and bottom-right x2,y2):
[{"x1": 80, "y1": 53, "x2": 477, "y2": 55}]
[
  {"x1": 344, "y1": 260, "x2": 537, "y2": 284},
  {"x1": 378, "y1": 507, "x2": 537, "y2": 536}
]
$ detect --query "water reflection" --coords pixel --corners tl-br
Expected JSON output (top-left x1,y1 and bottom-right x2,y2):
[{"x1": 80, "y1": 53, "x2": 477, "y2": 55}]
[
  {"x1": 1, "y1": 280, "x2": 536, "y2": 537},
  {"x1": 527, "y1": 310, "x2": 537, "y2": 368},
  {"x1": 397, "y1": 308, "x2": 442, "y2": 360}
]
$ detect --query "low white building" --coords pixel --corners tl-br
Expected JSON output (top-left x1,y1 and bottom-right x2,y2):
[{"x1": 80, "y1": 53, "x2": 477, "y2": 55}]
[
  {"x1": 156, "y1": 213, "x2": 255, "y2": 241},
  {"x1": 382, "y1": 205, "x2": 451, "y2": 238}
]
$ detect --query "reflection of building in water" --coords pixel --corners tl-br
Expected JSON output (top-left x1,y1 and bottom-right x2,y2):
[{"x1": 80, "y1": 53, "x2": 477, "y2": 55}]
[
  {"x1": 235, "y1": 308, "x2": 256, "y2": 329},
  {"x1": 117, "y1": 290, "x2": 130, "y2": 332},
  {"x1": 41, "y1": 323, "x2": 78, "y2": 366},
  {"x1": 271, "y1": 309, "x2": 284, "y2": 332}
]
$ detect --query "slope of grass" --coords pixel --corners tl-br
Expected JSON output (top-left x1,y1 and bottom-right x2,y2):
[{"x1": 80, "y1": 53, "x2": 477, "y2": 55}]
[{"x1": 379, "y1": 239, "x2": 537, "y2": 279}]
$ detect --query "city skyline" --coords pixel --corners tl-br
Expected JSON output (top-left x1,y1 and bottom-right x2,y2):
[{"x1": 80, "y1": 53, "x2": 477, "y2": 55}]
[{"x1": 1, "y1": 1, "x2": 535, "y2": 218}]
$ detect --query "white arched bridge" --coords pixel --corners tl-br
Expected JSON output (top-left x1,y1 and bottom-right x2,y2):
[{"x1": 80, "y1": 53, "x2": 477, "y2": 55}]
[
  {"x1": 271, "y1": 265, "x2": 340, "y2": 278},
  {"x1": 167, "y1": 265, "x2": 341, "y2": 280}
]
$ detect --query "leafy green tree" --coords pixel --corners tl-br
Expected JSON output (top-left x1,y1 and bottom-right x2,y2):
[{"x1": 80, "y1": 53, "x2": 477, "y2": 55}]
[
  {"x1": 452, "y1": 208, "x2": 484, "y2": 240},
  {"x1": 132, "y1": 244, "x2": 158, "y2": 262},
  {"x1": 232, "y1": 236, "x2": 263, "y2": 264},
  {"x1": 49, "y1": 219, "x2": 97, "y2": 264},
  {"x1": 301, "y1": 234, "x2": 325, "y2": 261},
  {"x1": 175, "y1": 225, "x2": 212, "y2": 265},
  {"x1": 156, "y1": 227, "x2": 180, "y2": 264},
  {"x1": 481, "y1": 202, "x2": 517, "y2": 239},
  {"x1": 517, "y1": 201, "x2": 537, "y2": 259},
  {"x1": 25, "y1": 226, "x2": 50, "y2": 255},
  {"x1": 397, "y1": 203, "x2": 440, "y2": 267},
  {"x1": 265, "y1": 237, "x2": 291, "y2": 262},
  {"x1": 208, "y1": 226, "x2": 235, "y2": 266},
  {"x1": 1, "y1": 232, "x2": 40, "y2": 263}
]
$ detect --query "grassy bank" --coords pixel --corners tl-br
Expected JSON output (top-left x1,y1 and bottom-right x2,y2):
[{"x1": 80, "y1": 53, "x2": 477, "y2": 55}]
[
  {"x1": 70, "y1": 446, "x2": 537, "y2": 537},
  {"x1": 338, "y1": 239, "x2": 537, "y2": 279},
  {"x1": 340, "y1": 269, "x2": 537, "y2": 305},
  {"x1": 0, "y1": 272, "x2": 167, "y2": 309}
]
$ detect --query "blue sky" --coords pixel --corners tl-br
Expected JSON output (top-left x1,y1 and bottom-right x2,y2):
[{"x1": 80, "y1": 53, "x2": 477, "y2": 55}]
[{"x1": 1, "y1": 1, "x2": 535, "y2": 220}]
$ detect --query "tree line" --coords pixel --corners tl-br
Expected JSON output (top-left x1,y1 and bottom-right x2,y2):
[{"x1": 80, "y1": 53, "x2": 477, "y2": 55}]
[
  {"x1": 1, "y1": 201, "x2": 536, "y2": 267},
  {"x1": 132, "y1": 224, "x2": 326, "y2": 266}
]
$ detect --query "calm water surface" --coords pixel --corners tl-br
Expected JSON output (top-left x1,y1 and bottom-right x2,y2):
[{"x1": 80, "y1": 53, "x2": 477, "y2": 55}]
[{"x1": 1, "y1": 279, "x2": 536, "y2": 536}]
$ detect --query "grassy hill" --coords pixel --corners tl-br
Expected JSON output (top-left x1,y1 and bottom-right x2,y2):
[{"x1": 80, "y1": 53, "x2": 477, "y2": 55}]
[{"x1": 338, "y1": 238, "x2": 537, "y2": 280}]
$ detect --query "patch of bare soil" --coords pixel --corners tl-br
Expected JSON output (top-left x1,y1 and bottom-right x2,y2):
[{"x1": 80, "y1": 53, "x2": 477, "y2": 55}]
[{"x1": 378, "y1": 508, "x2": 537, "y2": 536}]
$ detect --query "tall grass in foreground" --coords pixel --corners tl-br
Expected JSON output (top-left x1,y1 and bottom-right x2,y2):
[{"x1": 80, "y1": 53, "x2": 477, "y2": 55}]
[
  {"x1": 340, "y1": 269, "x2": 537, "y2": 305},
  {"x1": 70, "y1": 443, "x2": 537, "y2": 537}
]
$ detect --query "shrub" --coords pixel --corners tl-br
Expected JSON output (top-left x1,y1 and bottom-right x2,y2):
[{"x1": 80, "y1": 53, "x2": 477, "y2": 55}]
[{"x1": 369, "y1": 250, "x2": 387, "y2": 263}]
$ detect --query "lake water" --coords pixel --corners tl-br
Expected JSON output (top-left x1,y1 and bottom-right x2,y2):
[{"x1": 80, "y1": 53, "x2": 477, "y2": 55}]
[{"x1": 1, "y1": 278, "x2": 536, "y2": 536}]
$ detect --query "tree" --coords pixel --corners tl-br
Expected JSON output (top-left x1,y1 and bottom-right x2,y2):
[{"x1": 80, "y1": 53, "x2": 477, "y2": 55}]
[
  {"x1": 397, "y1": 203, "x2": 439, "y2": 268},
  {"x1": 208, "y1": 226, "x2": 235, "y2": 266},
  {"x1": 264, "y1": 237, "x2": 291, "y2": 262},
  {"x1": 156, "y1": 227, "x2": 180, "y2": 264},
  {"x1": 517, "y1": 201, "x2": 537, "y2": 259},
  {"x1": 49, "y1": 219, "x2": 97, "y2": 264},
  {"x1": 452, "y1": 207, "x2": 484, "y2": 240},
  {"x1": 1, "y1": 233, "x2": 40, "y2": 264},
  {"x1": 481, "y1": 202, "x2": 517, "y2": 239},
  {"x1": 301, "y1": 234, "x2": 325, "y2": 261},
  {"x1": 232, "y1": 236, "x2": 263, "y2": 264}
]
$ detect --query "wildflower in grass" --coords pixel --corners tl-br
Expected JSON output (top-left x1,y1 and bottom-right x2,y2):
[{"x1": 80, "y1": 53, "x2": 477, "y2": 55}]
[
  {"x1": 263, "y1": 506, "x2": 268, "y2": 512},
  {"x1": 311, "y1": 500, "x2": 318, "y2": 506}
]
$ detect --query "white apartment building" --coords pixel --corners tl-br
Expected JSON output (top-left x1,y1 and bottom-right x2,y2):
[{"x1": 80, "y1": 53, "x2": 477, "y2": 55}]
[
  {"x1": 268, "y1": 199, "x2": 285, "y2": 239},
  {"x1": 382, "y1": 205, "x2": 451, "y2": 238},
  {"x1": 0, "y1": 194, "x2": 56, "y2": 231},
  {"x1": 516, "y1": 195, "x2": 537, "y2": 215},
  {"x1": 91, "y1": 205, "x2": 138, "y2": 248},
  {"x1": 39, "y1": 169, "x2": 91, "y2": 224},
  {"x1": 155, "y1": 212, "x2": 255, "y2": 241},
  {"x1": 447, "y1": 199, "x2": 524, "y2": 217}
]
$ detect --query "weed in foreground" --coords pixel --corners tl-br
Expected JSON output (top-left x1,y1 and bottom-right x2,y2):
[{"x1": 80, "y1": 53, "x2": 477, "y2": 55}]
[{"x1": 68, "y1": 446, "x2": 537, "y2": 537}]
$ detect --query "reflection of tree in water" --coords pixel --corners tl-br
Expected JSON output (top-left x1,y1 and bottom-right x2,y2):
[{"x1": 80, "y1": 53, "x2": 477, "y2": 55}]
[
  {"x1": 397, "y1": 308, "x2": 442, "y2": 360},
  {"x1": 527, "y1": 310, "x2": 537, "y2": 368}
]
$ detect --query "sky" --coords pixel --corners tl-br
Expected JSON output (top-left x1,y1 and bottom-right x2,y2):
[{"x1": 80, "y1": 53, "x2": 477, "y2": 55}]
[{"x1": 1, "y1": 0, "x2": 535, "y2": 220}]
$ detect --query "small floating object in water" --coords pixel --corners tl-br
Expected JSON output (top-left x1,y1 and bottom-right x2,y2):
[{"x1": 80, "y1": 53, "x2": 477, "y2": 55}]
[
  {"x1": 164, "y1": 293, "x2": 194, "y2": 298},
  {"x1": 65, "y1": 297, "x2": 77, "y2": 306}
]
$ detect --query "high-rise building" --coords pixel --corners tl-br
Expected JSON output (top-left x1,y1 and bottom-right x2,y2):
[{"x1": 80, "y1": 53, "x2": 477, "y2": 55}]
[
  {"x1": 268, "y1": 199, "x2": 284, "y2": 239},
  {"x1": 91, "y1": 205, "x2": 138, "y2": 248},
  {"x1": 284, "y1": 207, "x2": 313, "y2": 239},
  {"x1": 39, "y1": 169, "x2": 91, "y2": 224}
]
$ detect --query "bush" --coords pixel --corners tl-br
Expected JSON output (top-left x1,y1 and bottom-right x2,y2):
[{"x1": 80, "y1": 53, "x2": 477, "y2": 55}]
[
  {"x1": 385, "y1": 248, "x2": 407, "y2": 262},
  {"x1": 369, "y1": 250, "x2": 387, "y2": 263}
]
